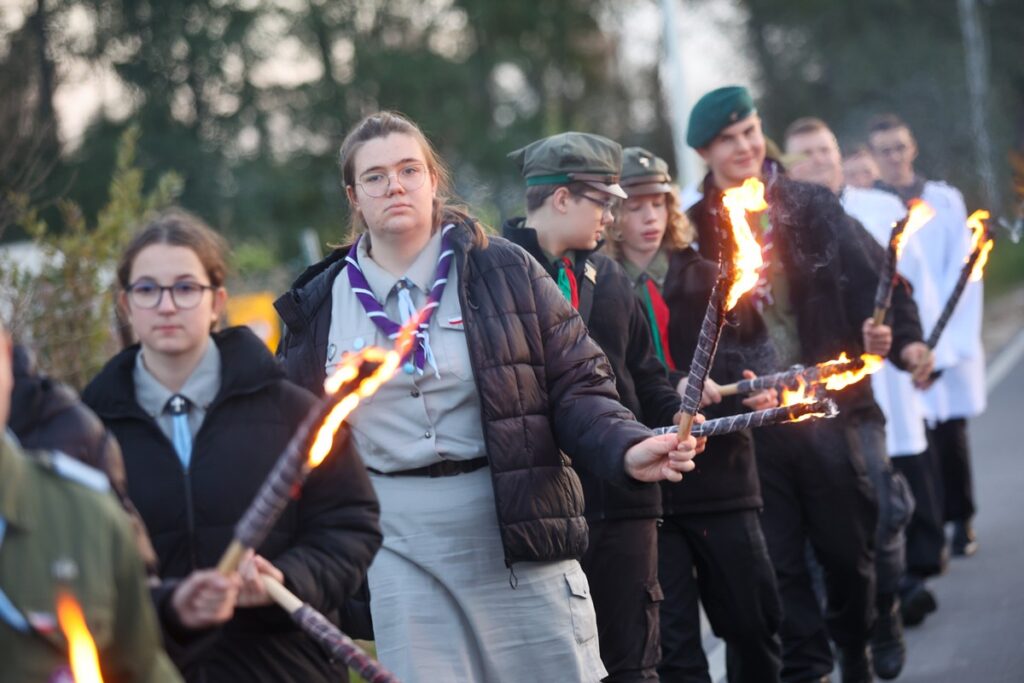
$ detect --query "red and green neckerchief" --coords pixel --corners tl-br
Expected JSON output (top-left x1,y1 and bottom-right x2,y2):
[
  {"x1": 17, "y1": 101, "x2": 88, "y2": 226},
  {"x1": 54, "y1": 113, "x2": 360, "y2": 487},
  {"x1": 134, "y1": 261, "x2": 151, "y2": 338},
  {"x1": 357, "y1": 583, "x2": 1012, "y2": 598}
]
[
  {"x1": 639, "y1": 275, "x2": 676, "y2": 370},
  {"x1": 556, "y1": 256, "x2": 580, "y2": 309}
]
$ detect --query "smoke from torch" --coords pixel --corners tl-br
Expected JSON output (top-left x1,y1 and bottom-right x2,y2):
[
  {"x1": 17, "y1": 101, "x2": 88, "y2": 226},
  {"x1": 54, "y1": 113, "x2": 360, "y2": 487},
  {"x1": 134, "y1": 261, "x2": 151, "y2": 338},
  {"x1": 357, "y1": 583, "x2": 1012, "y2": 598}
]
[{"x1": 56, "y1": 591, "x2": 104, "y2": 683}]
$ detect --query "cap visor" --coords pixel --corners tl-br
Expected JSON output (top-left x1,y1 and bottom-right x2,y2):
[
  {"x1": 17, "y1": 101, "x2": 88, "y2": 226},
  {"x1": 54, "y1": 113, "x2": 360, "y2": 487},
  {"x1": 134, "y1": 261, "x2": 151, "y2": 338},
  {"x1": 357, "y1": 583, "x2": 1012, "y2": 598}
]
[
  {"x1": 624, "y1": 181, "x2": 673, "y2": 198},
  {"x1": 584, "y1": 180, "x2": 628, "y2": 199}
]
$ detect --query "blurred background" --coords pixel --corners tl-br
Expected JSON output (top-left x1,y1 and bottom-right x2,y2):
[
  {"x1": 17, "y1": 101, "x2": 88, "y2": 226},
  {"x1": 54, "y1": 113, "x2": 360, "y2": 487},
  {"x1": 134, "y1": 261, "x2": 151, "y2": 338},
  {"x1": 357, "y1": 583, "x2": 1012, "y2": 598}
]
[{"x1": 1, "y1": 0, "x2": 1022, "y2": 386}]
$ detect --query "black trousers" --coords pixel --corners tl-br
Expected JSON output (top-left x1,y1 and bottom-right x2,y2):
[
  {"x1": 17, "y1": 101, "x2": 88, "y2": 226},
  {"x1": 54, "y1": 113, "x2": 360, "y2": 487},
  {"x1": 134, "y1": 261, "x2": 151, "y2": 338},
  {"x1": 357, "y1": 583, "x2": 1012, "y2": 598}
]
[
  {"x1": 657, "y1": 509, "x2": 782, "y2": 683},
  {"x1": 754, "y1": 418, "x2": 878, "y2": 683},
  {"x1": 581, "y1": 517, "x2": 661, "y2": 683},
  {"x1": 928, "y1": 418, "x2": 976, "y2": 522},
  {"x1": 892, "y1": 445, "x2": 947, "y2": 578}
]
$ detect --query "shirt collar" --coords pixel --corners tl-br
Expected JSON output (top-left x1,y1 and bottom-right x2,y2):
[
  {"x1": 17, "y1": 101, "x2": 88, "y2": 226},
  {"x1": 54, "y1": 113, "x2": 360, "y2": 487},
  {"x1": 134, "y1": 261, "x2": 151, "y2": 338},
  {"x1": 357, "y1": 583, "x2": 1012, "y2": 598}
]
[
  {"x1": 620, "y1": 250, "x2": 669, "y2": 288},
  {"x1": 358, "y1": 229, "x2": 443, "y2": 301},
  {"x1": 134, "y1": 339, "x2": 222, "y2": 417},
  {"x1": 0, "y1": 431, "x2": 34, "y2": 530}
]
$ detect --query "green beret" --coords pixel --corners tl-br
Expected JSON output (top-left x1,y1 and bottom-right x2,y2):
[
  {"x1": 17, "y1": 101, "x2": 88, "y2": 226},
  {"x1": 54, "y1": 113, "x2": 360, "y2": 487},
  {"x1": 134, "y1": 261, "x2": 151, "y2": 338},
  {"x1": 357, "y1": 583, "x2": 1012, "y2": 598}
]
[
  {"x1": 621, "y1": 147, "x2": 673, "y2": 197},
  {"x1": 686, "y1": 86, "x2": 756, "y2": 149},
  {"x1": 508, "y1": 132, "x2": 627, "y2": 199}
]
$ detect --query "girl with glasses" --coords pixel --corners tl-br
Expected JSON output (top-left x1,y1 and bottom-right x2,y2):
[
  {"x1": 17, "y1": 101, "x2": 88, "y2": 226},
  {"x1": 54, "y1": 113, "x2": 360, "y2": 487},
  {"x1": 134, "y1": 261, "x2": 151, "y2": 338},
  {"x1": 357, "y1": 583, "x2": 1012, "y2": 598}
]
[
  {"x1": 83, "y1": 209, "x2": 382, "y2": 682},
  {"x1": 275, "y1": 112, "x2": 702, "y2": 682}
]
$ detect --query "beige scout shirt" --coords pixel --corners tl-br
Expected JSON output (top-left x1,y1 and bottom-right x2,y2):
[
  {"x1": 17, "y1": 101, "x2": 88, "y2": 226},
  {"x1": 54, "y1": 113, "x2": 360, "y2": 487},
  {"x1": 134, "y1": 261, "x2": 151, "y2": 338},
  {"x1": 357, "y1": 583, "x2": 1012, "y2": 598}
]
[{"x1": 326, "y1": 229, "x2": 486, "y2": 472}]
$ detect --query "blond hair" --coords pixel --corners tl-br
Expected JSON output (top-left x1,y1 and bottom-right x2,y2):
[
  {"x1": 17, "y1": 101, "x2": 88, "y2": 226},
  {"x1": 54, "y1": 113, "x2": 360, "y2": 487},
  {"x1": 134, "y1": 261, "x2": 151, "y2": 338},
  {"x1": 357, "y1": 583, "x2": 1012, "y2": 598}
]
[{"x1": 605, "y1": 187, "x2": 695, "y2": 261}]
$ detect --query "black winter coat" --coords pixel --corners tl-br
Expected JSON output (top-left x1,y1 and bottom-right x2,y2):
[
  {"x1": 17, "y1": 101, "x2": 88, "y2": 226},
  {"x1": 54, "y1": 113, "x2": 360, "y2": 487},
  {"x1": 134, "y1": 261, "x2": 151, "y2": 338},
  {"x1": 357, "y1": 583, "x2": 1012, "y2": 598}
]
[
  {"x1": 502, "y1": 219, "x2": 679, "y2": 520},
  {"x1": 689, "y1": 174, "x2": 923, "y2": 418},
  {"x1": 274, "y1": 220, "x2": 654, "y2": 565},
  {"x1": 661, "y1": 248, "x2": 766, "y2": 514},
  {"x1": 83, "y1": 327, "x2": 382, "y2": 683}
]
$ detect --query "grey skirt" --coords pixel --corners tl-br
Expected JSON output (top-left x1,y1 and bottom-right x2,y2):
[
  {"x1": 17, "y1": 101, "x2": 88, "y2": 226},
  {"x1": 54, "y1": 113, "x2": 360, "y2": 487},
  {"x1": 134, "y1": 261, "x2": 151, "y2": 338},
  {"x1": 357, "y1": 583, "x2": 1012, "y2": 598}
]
[{"x1": 367, "y1": 466, "x2": 607, "y2": 682}]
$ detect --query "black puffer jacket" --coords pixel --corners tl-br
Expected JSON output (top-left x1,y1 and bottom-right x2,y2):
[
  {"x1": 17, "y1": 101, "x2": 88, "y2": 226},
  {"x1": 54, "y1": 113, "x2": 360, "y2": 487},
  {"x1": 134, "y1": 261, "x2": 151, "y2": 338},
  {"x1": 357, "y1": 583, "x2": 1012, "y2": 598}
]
[
  {"x1": 503, "y1": 219, "x2": 678, "y2": 520},
  {"x1": 275, "y1": 220, "x2": 654, "y2": 565},
  {"x1": 83, "y1": 327, "x2": 382, "y2": 683},
  {"x1": 11, "y1": 345, "x2": 159, "y2": 572},
  {"x1": 689, "y1": 174, "x2": 923, "y2": 418},
  {"x1": 662, "y1": 248, "x2": 768, "y2": 515}
]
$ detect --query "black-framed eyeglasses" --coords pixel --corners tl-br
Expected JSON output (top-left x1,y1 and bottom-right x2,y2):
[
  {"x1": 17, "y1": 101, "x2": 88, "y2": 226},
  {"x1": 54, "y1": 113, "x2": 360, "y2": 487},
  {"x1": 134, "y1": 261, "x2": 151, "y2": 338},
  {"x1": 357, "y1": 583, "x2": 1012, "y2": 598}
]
[
  {"x1": 577, "y1": 193, "x2": 617, "y2": 216},
  {"x1": 126, "y1": 280, "x2": 215, "y2": 310},
  {"x1": 356, "y1": 163, "x2": 428, "y2": 198}
]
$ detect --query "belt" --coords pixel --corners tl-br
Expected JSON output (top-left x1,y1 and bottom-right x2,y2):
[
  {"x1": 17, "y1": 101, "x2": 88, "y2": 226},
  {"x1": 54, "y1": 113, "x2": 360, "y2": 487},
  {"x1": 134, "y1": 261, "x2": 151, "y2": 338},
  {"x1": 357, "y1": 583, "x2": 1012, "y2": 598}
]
[{"x1": 369, "y1": 457, "x2": 488, "y2": 478}]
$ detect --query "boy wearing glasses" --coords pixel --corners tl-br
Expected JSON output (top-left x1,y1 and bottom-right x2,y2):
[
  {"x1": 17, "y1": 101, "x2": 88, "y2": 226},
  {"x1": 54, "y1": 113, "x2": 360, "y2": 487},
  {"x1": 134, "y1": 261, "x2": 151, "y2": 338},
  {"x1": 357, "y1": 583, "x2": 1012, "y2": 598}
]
[{"x1": 503, "y1": 132, "x2": 684, "y2": 682}]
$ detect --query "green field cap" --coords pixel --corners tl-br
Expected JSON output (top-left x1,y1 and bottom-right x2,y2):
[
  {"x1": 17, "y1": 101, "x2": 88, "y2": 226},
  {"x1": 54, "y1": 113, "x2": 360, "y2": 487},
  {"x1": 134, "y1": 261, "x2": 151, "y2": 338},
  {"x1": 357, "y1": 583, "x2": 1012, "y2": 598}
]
[
  {"x1": 621, "y1": 147, "x2": 673, "y2": 197},
  {"x1": 508, "y1": 132, "x2": 627, "y2": 199},
  {"x1": 687, "y1": 86, "x2": 756, "y2": 149}
]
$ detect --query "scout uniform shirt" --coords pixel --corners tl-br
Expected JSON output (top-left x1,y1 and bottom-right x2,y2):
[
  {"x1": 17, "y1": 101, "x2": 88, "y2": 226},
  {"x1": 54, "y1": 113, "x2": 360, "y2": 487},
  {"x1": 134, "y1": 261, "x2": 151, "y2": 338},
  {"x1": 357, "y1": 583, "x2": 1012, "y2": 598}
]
[{"x1": 0, "y1": 432, "x2": 181, "y2": 683}]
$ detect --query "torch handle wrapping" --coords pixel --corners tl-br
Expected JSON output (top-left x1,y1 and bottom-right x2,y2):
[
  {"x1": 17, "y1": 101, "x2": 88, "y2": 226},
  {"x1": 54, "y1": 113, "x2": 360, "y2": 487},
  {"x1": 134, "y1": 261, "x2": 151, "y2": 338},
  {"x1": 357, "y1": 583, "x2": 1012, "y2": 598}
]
[
  {"x1": 872, "y1": 222, "x2": 904, "y2": 325},
  {"x1": 926, "y1": 246, "x2": 983, "y2": 349},
  {"x1": 291, "y1": 602, "x2": 400, "y2": 683},
  {"x1": 680, "y1": 278, "x2": 729, "y2": 417},
  {"x1": 654, "y1": 399, "x2": 838, "y2": 438}
]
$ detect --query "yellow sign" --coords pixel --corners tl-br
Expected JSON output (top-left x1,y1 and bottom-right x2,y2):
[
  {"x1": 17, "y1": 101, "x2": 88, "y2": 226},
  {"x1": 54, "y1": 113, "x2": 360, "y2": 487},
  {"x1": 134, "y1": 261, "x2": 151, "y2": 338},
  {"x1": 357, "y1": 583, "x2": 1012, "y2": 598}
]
[{"x1": 226, "y1": 292, "x2": 280, "y2": 351}]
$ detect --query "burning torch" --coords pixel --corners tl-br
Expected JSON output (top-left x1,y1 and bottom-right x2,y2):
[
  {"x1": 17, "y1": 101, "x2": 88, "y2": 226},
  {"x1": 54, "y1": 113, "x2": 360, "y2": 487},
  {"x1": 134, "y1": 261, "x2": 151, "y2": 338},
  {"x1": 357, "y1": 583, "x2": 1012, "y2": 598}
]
[
  {"x1": 926, "y1": 209, "x2": 994, "y2": 349},
  {"x1": 56, "y1": 591, "x2": 104, "y2": 683},
  {"x1": 716, "y1": 352, "x2": 884, "y2": 397},
  {"x1": 872, "y1": 200, "x2": 936, "y2": 325},
  {"x1": 678, "y1": 177, "x2": 766, "y2": 435}
]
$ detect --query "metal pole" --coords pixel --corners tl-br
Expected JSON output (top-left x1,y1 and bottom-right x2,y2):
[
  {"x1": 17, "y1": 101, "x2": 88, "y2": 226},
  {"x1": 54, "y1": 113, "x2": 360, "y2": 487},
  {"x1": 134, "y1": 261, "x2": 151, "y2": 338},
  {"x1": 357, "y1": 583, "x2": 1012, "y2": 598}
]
[
  {"x1": 957, "y1": 0, "x2": 1001, "y2": 212},
  {"x1": 660, "y1": 0, "x2": 700, "y2": 187}
]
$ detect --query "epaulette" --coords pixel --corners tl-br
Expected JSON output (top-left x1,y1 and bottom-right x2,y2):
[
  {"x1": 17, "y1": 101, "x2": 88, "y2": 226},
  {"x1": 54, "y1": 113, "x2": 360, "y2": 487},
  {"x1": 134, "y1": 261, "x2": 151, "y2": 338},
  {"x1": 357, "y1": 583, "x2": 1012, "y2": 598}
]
[{"x1": 34, "y1": 450, "x2": 111, "y2": 493}]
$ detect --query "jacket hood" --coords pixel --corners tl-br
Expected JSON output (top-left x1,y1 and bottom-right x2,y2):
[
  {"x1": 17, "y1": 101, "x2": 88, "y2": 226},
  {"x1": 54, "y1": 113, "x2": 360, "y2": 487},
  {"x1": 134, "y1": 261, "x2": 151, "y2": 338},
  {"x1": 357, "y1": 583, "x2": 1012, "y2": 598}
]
[{"x1": 83, "y1": 326, "x2": 284, "y2": 419}]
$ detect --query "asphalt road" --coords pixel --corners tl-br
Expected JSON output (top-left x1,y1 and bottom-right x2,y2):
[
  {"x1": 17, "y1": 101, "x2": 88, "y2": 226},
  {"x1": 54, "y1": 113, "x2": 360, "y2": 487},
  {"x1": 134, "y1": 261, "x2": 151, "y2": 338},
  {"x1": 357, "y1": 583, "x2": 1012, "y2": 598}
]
[
  {"x1": 705, "y1": 334, "x2": 1024, "y2": 682},
  {"x1": 898, "y1": 339, "x2": 1024, "y2": 682}
]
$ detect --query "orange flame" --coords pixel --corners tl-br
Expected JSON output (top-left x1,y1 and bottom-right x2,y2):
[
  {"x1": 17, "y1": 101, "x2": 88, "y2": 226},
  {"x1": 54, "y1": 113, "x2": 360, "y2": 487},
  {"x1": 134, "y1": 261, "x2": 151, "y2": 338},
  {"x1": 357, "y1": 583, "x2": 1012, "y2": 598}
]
[
  {"x1": 821, "y1": 352, "x2": 884, "y2": 392},
  {"x1": 893, "y1": 199, "x2": 936, "y2": 258},
  {"x1": 779, "y1": 377, "x2": 818, "y2": 422},
  {"x1": 308, "y1": 311, "x2": 422, "y2": 467},
  {"x1": 965, "y1": 210, "x2": 994, "y2": 282},
  {"x1": 721, "y1": 178, "x2": 767, "y2": 310},
  {"x1": 56, "y1": 592, "x2": 104, "y2": 683}
]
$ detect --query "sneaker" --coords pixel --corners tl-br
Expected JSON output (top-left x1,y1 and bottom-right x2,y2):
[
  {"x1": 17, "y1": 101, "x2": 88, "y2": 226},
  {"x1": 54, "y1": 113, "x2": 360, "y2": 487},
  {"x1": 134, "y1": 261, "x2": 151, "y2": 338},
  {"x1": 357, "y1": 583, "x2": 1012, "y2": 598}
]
[{"x1": 871, "y1": 592, "x2": 906, "y2": 679}]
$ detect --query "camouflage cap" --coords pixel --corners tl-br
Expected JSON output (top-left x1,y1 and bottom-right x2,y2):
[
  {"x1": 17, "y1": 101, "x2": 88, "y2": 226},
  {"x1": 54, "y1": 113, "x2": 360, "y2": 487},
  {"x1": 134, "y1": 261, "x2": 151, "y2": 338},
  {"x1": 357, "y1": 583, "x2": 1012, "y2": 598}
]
[
  {"x1": 508, "y1": 132, "x2": 627, "y2": 199},
  {"x1": 620, "y1": 147, "x2": 673, "y2": 197},
  {"x1": 687, "y1": 85, "x2": 757, "y2": 149}
]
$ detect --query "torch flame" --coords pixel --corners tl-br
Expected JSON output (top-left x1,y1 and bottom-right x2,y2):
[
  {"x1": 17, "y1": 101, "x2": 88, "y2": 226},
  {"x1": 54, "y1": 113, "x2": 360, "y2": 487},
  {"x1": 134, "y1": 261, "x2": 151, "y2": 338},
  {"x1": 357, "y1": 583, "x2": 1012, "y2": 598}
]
[
  {"x1": 56, "y1": 592, "x2": 104, "y2": 683},
  {"x1": 721, "y1": 178, "x2": 767, "y2": 310},
  {"x1": 822, "y1": 353, "x2": 884, "y2": 392},
  {"x1": 779, "y1": 377, "x2": 819, "y2": 422},
  {"x1": 893, "y1": 199, "x2": 936, "y2": 258},
  {"x1": 308, "y1": 310, "x2": 423, "y2": 467},
  {"x1": 965, "y1": 210, "x2": 994, "y2": 282}
]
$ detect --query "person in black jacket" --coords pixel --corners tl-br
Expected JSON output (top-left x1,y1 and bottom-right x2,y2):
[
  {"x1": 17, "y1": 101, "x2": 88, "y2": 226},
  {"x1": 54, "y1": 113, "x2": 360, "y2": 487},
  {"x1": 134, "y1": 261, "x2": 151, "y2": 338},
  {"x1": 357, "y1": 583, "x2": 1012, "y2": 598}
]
[
  {"x1": 600, "y1": 147, "x2": 784, "y2": 682},
  {"x1": 502, "y1": 132, "x2": 685, "y2": 683},
  {"x1": 274, "y1": 111, "x2": 702, "y2": 683},
  {"x1": 83, "y1": 209, "x2": 382, "y2": 683},
  {"x1": 685, "y1": 86, "x2": 930, "y2": 683}
]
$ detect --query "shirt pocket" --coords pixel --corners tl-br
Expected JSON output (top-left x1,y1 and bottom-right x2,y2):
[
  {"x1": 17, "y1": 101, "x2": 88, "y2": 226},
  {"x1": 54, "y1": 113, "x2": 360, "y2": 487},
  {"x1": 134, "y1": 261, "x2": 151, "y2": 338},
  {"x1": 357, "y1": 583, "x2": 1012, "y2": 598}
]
[
  {"x1": 325, "y1": 335, "x2": 381, "y2": 405},
  {"x1": 564, "y1": 565, "x2": 598, "y2": 645},
  {"x1": 435, "y1": 317, "x2": 473, "y2": 381}
]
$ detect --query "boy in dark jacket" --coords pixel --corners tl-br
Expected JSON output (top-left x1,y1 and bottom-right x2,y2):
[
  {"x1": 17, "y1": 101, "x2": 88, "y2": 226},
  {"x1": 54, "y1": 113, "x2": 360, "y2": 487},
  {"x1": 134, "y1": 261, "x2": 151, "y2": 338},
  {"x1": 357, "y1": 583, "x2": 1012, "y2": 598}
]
[
  {"x1": 502, "y1": 132, "x2": 681, "y2": 682},
  {"x1": 685, "y1": 86, "x2": 928, "y2": 683}
]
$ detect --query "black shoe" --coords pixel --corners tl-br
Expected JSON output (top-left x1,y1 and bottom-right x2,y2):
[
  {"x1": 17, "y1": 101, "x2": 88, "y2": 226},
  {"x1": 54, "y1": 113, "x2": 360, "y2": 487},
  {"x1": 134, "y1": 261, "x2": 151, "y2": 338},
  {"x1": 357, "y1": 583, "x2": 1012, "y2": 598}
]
[
  {"x1": 900, "y1": 581, "x2": 938, "y2": 626},
  {"x1": 838, "y1": 644, "x2": 874, "y2": 683},
  {"x1": 952, "y1": 520, "x2": 978, "y2": 556},
  {"x1": 871, "y1": 593, "x2": 906, "y2": 679}
]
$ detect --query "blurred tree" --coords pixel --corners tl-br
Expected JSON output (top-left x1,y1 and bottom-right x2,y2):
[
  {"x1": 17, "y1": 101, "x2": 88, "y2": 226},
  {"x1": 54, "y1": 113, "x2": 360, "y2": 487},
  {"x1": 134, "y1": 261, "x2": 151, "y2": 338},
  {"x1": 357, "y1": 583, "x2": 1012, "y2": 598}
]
[{"x1": 736, "y1": 0, "x2": 1022, "y2": 215}]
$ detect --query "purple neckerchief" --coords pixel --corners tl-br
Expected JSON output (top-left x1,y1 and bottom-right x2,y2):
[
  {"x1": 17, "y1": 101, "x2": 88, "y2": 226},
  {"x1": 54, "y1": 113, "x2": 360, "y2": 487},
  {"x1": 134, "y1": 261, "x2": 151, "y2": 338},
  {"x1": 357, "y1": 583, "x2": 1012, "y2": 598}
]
[{"x1": 345, "y1": 223, "x2": 455, "y2": 376}]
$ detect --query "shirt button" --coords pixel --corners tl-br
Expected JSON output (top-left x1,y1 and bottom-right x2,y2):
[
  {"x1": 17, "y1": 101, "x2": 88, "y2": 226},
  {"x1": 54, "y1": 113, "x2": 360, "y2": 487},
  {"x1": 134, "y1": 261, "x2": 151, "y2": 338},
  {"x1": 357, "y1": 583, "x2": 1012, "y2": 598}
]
[
  {"x1": 410, "y1": 389, "x2": 421, "y2": 398},
  {"x1": 424, "y1": 431, "x2": 432, "y2": 439}
]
